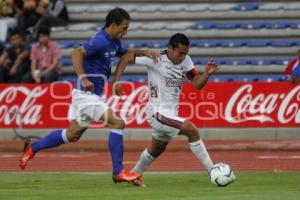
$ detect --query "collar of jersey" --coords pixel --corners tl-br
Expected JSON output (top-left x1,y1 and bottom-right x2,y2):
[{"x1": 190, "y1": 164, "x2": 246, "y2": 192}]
[{"x1": 100, "y1": 27, "x2": 112, "y2": 41}]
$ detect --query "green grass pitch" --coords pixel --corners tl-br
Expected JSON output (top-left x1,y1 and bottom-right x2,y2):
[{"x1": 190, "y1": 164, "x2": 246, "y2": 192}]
[{"x1": 0, "y1": 172, "x2": 299, "y2": 200}]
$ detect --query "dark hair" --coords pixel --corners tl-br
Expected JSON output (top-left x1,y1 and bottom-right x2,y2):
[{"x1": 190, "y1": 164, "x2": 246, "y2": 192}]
[
  {"x1": 104, "y1": 7, "x2": 131, "y2": 28},
  {"x1": 168, "y1": 33, "x2": 190, "y2": 48},
  {"x1": 8, "y1": 28, "x2": 23, "y2": 39},
  {"x1": 37, "y1": 26, "x2": 50, "y2": 37}
]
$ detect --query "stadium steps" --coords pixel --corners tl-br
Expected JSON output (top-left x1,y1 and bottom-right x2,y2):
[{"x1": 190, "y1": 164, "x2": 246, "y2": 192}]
[
  {"x1": 60, "y1": 47, "x2": 299, "y2": 57},
  {"x1": 51, "y1": 29, "x2": 300, "y2": 40}
]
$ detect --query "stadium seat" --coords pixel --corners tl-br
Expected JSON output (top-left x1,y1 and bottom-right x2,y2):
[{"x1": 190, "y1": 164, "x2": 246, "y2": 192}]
[
  {"x1": 67, "y1": 4, "x2": 89, "y2": 13},
  {"x1": 129, "y1": 22, "x2": 144, "y2": 30},
  {"x1": 148, "y1": 40, "x2": 168, "y2": 48},
  {"x1": 272, "y1": 40, "x2": 299, "y2": 47},
  {"x1": 136, "y1": 5, "x2": 160, "y2": 12},
  {"x1": 210, "y1": 4, "x2": 236, "y2": 11},
  {"x1": 124, "y1": 40, "x2": 148, "y2": 48},
  {"x1": 233, "y1": 3, "x2": 260, "y2": 11},
  {"x1": 160, "y1": 4, "x2": 186, "y2": 12},
  {"x1": 284, "y1": 2, "x2": 300, "y2": 10},
  {"x1": 166, "y1": 22, "x2": 194, "y2": 30},
  {"x1": 87, "y1": 5, "x2": 114, "y2": 13},
  {"x1": 247, "y1": 39, "x2": 272, "y2": 47},
  {"x1": 184, "y1": 4, "x2": 210, "y2": 12},
  {"x1": 58, "y1": 41, "x2": 77, "y2": 49},
  {"x1": 61, "y1": 58, "x2": 72, "y2": 66},
  {"x1": 67, "y1": 23, "x2": 98, "y2": 31},
  {"x1": 141, "y1": 22, "x2": 167, "y2": 30},
  {"x1": 259, "y1": 3, "x2": 285, "y2": 11},
  {"x1": 190, "y1": 22, "x2": 215, "y2": 30}
]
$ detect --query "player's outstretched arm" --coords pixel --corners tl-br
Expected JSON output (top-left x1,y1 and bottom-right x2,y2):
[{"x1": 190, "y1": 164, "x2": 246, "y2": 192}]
[
  {"x1": 113, "y1": 53, "x2": 135, "y2": 95},
  {"x1": 191, "y1": 60, "x2": 220, "y2": 89},
  {"x1": 127, "y1": 48, "x2": 160, "y2": 63},
  {"x1": 72, "y1": 46, "x2": 94, "y2": 92}
]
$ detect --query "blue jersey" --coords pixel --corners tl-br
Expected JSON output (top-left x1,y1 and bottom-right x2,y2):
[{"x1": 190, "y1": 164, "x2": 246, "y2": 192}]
[{"x1": 80, "y1": 27, "x2": 127, "y2": 95}]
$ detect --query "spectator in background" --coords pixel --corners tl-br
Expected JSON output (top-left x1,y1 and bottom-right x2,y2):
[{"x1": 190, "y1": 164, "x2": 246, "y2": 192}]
[
  {"x1": 22, "y1": 26, "x2": 61, "y2": 83},
  {"x1": 284, "y1": 49, "x2": 300, "y2": 84},
  {"x1": 16, "y1": 0, "x2": 48, "y2": 35},
  {"x1": 0, "y1": 29, "x2": 30, "y2": 83},
  {"x1": 32, "y1": 0, "x2": 69, "y2": 38},
  {"x1": 0, "y1": 0, "x2": 23, "y2": 41}
]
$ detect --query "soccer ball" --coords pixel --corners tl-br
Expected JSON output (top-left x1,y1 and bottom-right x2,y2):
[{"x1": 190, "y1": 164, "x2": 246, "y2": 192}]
[{"x1": 209, "y1": 163, "x2": 236, "y2": 187}]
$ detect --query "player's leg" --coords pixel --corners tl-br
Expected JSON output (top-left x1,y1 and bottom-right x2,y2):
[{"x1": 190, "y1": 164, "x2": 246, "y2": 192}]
[
  {"x1": 179, "y1": 120, "x2": 213, "y2": 172},
  {"x1": 99, "y1": 108, "x2": 141, "y2": 182},
  {"x1": 131, "y1": 137, "x2": 168, "y2": 187},
  {"x1": 19, "y1": 120, "x2": 87, "y2": 169},
  {"x1": 132, "y1": 137, "x2": 168, "y2": 174}
]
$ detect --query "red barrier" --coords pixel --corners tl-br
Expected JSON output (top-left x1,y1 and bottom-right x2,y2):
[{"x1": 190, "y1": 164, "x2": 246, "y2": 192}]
[{"x1": 0, "y1": 82, "x2": 299, "y2": 128}]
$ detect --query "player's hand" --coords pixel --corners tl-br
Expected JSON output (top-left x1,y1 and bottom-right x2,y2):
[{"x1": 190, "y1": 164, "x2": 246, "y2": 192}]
[
  {"x1": 113, "y1": 82, "x2": 123, "y2": 96},
  {"x1": 205, "y1": 60, "x2": 220, "y2": 75},
  {"x1": 81, "y1": 77, "x2": 94, "y2": 92},
  {"x1": 145, "y1": 50, "x2": 161, "y2": 63}
]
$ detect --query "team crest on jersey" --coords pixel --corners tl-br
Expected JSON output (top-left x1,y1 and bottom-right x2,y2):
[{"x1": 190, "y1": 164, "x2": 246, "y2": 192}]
[{"x1": 165, "y1": 78, "x2": 183, "y2": 87}]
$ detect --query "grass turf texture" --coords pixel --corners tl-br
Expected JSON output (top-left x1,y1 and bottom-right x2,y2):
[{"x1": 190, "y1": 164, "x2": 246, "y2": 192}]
[{"x1": 0, "y1": 172, "x2": 299, "y2": 200}]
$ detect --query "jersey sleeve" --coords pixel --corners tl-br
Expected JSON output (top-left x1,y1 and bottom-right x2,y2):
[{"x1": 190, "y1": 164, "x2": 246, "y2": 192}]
[
  {"x1": 116, "y1": 41, "x2": 127, "y2": 57},
  {"x1": 81, "y1": 38, "x2": 105, "y2": 56},
  {"x1": 135, "y1": 56, "x2": 156, "y2": 68},
  {"x1": 185, "y1": 55, "x2": 198, "y2": 80}
]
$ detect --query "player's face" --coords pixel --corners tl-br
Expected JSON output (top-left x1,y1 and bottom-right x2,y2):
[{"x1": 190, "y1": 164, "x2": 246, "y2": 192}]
[
  {"x1": 168, "y1": 44, "x2": 189, "y2": 64},
  {"x1": 112, "y1": 19, "x2": 129, "y2": 39}
]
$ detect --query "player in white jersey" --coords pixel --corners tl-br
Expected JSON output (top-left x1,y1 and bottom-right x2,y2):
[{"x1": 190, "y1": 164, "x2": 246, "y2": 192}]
[{"x1": 113, "y1": 33, "x2": 220, "y2": 187}]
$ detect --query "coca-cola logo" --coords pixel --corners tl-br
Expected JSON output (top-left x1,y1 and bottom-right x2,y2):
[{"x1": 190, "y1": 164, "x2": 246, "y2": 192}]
[
  {"x1": 0, "y1": 86, "x2": 47, "y2": 125},
  {"x1": 225, "y1": 84, "x2": 300, "y2": 124},
  {"x1": 106, "y1": 86, "x2": 148, "y2": 125}
]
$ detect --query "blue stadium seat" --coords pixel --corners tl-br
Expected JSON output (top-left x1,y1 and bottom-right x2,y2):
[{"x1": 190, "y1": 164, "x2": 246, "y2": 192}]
[
  {"x1": 214, "y1": 23, "x2": 240, "y2": 29},
  {"x1": 148, "y1": 40, "x2": 168, "y2": 48},
  {"x1": 190, "y1": 22, "x2": 215, "y2": 30},
  {"x1": 272, "y1": 39, "x2": 299, "y2": 47},
  {"x1": 233, "y1": 3, "x2": 260, "y2": 11},
  {"x1": 244, "y1": 22, "x2": 267, "y2": 29},
  {"x1": 61, "y1": 58, "x2": 72, "y2": 66},
  {"x1": 247, "y1": 39, "x2": 272, "y2": 47},
  {"x1": 58, "y1": 41, "x2": 77, "y2": 49}
]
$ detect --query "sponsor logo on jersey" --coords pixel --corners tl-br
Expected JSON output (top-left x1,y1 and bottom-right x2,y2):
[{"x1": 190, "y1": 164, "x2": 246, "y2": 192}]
[{"x1": 165, "y1": 78, "x2": 183, "y2": 87}]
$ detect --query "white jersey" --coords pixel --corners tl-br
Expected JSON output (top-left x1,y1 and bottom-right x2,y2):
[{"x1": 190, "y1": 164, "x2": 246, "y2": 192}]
[{"x1": 136, "y1": 52, "x2": 197, "y2": 116}]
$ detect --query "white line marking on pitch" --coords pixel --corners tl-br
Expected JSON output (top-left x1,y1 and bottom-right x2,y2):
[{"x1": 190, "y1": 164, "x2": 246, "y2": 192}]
[{"x1": 257, "y1": 155, "x2": 300, "y2": 159}]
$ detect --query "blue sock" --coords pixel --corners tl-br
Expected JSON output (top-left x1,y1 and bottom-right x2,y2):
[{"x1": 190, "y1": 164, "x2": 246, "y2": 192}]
[
  {"x1": 31, "y1": 129, "x2": 68, "y2": 153},
  {"x1": 108, "y1": 129, "x2": 124, "y2": 175}
]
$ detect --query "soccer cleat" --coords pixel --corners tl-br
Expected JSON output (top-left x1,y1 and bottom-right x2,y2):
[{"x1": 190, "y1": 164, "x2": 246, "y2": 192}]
[
  {"x1": 112, "y1": 169, "x2": 142, "y2": 183},
  {"x1": 19, "y1": 141, "x2": 35, "y2": 170},
  {"x1": 131, "y1": 177, "x2": 146, "y2": 187}
]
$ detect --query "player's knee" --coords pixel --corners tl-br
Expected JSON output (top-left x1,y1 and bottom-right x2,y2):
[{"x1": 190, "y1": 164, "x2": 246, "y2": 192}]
[
  {"x1": 66, "y1": 130, "x2": 82, "y2": 142},
  {"x1": 181, "y1": 121, "x2": 199, "y2": 141},
  {"x1": 67, "y1": 134, "x2": 81, "y2": 142}
]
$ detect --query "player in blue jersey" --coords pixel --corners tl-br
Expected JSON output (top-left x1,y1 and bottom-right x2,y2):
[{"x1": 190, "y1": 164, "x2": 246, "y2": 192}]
[{"x1": 19, "y1": 7, "x2": 160, "y2": 183}]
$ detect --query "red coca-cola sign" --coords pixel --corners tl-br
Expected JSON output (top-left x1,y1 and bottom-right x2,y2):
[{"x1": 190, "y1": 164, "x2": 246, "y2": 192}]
[{"x1": 0, "y1": 82, "x2": 299, "y2": 128}]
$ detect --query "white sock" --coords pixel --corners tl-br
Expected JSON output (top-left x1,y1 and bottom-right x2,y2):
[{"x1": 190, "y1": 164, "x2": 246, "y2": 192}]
[
  {"x1": 189, "y1": 139, "x2": 213, "y2": 172},
  {"x1": 131, "y1": 149, "x2": 155, "y2": 174}
]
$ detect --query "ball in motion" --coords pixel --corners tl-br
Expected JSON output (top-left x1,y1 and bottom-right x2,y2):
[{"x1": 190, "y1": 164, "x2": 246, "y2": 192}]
[{"x1": 209, "y1": 163, "x2": 236, "y2": 187}]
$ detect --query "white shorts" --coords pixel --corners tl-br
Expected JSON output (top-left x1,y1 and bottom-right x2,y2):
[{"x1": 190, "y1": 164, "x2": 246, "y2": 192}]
[
  {"x1": 146, "y1": 108, "x2": 185, "y2": 142},
  {"x1": 68, "y1": 89, "x2": 109, "y2": 127}
]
